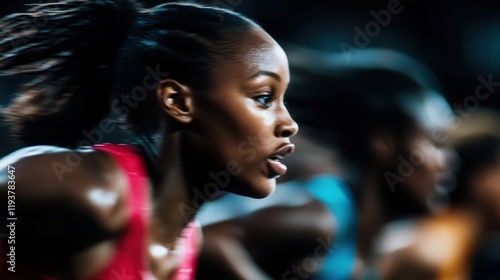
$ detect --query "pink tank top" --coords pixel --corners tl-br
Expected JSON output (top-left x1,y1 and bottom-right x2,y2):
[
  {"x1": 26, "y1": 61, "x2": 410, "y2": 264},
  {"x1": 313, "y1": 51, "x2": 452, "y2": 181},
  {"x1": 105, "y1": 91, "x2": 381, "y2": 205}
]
[
  {"x1": 0, "y1": 144, "x2": 199, "y2": 280},
  {"x1": 91, "y1": 144, "x2": 199, "y2": 280}
]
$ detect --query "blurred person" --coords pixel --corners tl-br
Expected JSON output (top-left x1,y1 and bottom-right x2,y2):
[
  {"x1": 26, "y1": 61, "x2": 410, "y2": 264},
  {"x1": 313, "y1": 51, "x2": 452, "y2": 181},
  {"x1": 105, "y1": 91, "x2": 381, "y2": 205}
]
[
  {"x1": 372, "y1": 109, "x2": 500, "y2": 280},
  {"x1": 195, "y1": 46, "x2": 456, "y2": 279},
  {"x1": 0, "y1": 0, "x2": 298, "y2": 279}
]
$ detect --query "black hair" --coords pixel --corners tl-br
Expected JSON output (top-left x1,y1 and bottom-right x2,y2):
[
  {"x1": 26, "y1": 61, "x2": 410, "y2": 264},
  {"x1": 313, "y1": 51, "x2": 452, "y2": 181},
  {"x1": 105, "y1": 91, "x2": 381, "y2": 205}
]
[{"x1": 0, "y1": 0, "x2": 258, "y2": 147}]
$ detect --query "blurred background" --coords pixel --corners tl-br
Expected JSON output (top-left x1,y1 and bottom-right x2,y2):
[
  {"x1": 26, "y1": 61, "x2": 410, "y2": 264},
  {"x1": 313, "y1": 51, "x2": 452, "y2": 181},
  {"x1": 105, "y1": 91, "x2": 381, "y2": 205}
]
[
  {"x1": 1, "y1": 1, "x2": 500, "y2": 279},
  {"x1": 1, "y1": 0, "x2": 500, "y2": 156}
]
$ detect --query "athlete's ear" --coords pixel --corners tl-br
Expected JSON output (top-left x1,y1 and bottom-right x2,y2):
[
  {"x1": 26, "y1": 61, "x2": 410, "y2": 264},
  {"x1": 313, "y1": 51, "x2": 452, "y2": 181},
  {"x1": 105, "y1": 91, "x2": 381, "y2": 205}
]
[
  {"x1": 370, "y1": 130, "x2": 397, "y2": 166},
  {"x1": 156, "y1": 79, "x2": 193, "y2": 124}
]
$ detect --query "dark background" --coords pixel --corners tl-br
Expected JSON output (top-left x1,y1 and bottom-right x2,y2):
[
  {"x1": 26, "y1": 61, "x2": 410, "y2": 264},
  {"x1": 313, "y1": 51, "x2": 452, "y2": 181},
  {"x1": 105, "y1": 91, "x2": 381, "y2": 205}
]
[{"x1": 1, "y1": 0, "x2": 500, "y2": 155}]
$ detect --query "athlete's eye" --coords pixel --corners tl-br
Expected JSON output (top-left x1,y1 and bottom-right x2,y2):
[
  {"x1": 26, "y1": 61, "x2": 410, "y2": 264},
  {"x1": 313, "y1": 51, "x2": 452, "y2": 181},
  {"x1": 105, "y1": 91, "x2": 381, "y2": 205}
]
[{"x1": 254, "y1": 94, "x2": 273, "y2": 108}]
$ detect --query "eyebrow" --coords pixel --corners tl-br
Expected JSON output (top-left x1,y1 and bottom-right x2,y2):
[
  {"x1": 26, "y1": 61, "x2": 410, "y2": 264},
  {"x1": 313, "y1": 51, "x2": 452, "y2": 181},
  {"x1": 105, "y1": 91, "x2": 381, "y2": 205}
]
[{"x1": 248, "y1": 70, "x2": 281, "y2": 82}]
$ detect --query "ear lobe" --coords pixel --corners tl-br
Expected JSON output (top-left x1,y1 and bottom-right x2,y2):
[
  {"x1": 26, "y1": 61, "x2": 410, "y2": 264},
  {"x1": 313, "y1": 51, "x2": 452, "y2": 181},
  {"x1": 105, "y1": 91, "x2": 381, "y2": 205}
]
[
  {"x1": 156, "y1": 79, "x2": 193, "y2": 124},
  {"x1": 370, "y1": 131, "x2": 397, "y2": 165}
]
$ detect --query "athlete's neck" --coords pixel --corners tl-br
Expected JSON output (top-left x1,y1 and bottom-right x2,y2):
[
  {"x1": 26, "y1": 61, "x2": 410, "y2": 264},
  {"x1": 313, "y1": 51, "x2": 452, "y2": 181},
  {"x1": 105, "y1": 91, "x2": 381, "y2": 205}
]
[{"x1": 149, "y1": 130, "x2": 199, "y2": 248}]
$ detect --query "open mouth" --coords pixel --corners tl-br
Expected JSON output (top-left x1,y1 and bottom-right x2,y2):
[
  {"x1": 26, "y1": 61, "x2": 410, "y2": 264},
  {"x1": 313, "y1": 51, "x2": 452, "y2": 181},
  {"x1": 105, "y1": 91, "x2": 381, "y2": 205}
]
[
  {"x1": 435, "y1": 173, "x2": 456, "y2": 194},
  {"x1": 266, "y1": 144, "x2": 295, "y2": 178}
]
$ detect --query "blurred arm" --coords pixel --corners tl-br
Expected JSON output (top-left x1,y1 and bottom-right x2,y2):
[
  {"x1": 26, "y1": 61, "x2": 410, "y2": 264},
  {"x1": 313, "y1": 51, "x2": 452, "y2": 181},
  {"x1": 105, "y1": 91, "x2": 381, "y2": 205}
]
[
  {"x1": 0, "y1": 146, "x2": 127, "y2": 274},
  {"x1": 196, "y1": 200, "x2": 334, "y2": 279}
]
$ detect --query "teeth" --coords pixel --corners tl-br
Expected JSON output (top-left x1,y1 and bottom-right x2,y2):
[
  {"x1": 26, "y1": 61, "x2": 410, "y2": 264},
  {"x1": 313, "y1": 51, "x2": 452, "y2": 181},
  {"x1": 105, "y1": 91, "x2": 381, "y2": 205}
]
[
  {"x1": 270, "y1": 154, "x2": 286, "y2": 161},
  {"x1": 270, "y1": 145, "x2": 295, "y2": 161}
]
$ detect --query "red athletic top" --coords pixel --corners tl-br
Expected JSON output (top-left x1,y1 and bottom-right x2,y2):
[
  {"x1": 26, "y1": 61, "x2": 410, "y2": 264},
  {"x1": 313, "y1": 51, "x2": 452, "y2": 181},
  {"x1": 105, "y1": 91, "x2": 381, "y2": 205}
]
[{"x1": 0, "y1": 144, "x2": 199, "y2": 279}]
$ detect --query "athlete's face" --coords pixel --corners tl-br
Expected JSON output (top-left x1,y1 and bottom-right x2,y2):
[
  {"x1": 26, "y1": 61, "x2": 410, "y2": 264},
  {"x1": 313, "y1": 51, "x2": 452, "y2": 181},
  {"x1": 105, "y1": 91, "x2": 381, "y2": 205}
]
[
  {"x1": 390, "y1": 94, "x2": 456, "y2": 212},
  {"x1": 188, "y1": 28, "x2": 298, "y2": 198}
]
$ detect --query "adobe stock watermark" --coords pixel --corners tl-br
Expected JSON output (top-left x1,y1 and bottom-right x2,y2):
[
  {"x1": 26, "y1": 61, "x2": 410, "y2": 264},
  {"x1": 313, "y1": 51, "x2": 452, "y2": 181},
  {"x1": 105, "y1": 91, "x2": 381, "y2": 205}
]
[
  {"x1": 385, "y1": 139, "x2": 436, "y2": 192},
  {"x1": 5, "y1": 166, "x2": 16, "y2": 273},
  {"x1": 339, "y1": 0, "x2": 413, "y2": 62},
  {"x1": 385, "y1": 73, "x2": 500, "y2": 192},
  {"x1": 281, "y1": 235, "x2": 335, "y2": 280},
  {"x1": 50, "y1": 64, "x2": 170, "y2": 182}
]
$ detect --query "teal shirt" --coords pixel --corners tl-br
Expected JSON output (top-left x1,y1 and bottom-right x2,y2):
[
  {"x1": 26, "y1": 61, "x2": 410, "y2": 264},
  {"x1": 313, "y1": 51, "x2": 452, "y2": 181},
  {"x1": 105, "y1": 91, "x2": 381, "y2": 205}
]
[{"x1": 303, "y1": 175, "x2": 358, "y2": 280}]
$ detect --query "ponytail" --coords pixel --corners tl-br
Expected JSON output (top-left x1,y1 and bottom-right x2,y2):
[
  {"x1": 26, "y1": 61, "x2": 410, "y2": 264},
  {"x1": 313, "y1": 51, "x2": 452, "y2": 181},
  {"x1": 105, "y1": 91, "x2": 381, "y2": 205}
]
[
  {"x1": 0, "y1": 0, "x2": 139, "y2": 147},
  {"x1": 1, "y1": 1, "x2": 259, "y2": 147}
]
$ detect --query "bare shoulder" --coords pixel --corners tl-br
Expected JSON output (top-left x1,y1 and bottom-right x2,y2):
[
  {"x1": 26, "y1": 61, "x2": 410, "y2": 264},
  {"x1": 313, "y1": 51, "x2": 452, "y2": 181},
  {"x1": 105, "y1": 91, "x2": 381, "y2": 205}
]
[
  {"x1": 377, "y1": 216, "x2": 465, "y2": 280},
  {"x1": 0, "y1": 145, "x2": 127, "y2": 233}
]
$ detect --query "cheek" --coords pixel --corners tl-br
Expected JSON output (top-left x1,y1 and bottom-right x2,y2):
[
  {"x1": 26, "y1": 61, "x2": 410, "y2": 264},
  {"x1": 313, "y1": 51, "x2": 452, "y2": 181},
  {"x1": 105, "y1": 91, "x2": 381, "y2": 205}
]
[
  {"x1": 412, "y1": 142, "x2": 443, "y2": 178},
  {"x1": 202, "y1": 104, "x2": 272, "y2": 164},
  {"x1": 198, "y1": 99, "x2": 247, "y2": 138},
  {"x1": 400, "y1": 143, "x2": 443, "y2": 199},
  {"x1": 223, "y1": 106, "x2": 275, "y2": 151},
  {"x1": 399, "y1": 143, "x2": 432, "y2": 180}
]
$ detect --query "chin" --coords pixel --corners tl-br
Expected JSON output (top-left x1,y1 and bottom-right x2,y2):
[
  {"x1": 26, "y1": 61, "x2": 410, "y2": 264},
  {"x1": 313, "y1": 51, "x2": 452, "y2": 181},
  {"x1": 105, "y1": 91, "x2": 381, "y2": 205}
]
[
  {"x1": 228, "y1": 177, "x2": 276, "y2": 198},
  {"x1": 252, "y1": 181, "x2": 276, "y2": 198}
]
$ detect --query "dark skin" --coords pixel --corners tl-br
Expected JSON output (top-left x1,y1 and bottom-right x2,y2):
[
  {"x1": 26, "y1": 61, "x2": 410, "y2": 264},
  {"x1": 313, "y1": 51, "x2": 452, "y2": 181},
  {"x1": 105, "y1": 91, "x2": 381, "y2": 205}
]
[
  {"x1": 0, "y1": 27, "x2": 298, "y2": 279},
  {"x1": 198, "y1": 200, "x2": 333, "y2": 280},
  {"x1": 197, "y1": 94, "x2": 456, "y2": 280}
]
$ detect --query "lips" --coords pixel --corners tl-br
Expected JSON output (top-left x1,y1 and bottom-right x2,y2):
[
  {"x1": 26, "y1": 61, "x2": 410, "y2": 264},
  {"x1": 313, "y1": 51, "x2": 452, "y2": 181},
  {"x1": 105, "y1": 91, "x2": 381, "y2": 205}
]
[{"x1": 266, "y1": 144, "x2": 295, "y2": 178}]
